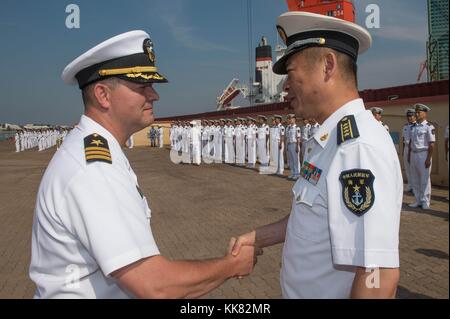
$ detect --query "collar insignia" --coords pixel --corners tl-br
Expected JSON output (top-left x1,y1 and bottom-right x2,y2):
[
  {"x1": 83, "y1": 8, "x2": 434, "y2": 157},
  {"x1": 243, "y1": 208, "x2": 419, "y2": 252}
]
[{"x1": 320, "y1": 133, "x2": 329, "y2": 141}]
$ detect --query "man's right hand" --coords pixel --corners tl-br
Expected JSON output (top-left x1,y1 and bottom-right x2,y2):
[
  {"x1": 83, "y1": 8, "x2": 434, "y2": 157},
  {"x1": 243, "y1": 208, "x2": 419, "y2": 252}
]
[
  {"x1": 227, "y1": 244, "x2": 256, "y2": 278},
  {"x1": 228, "y1": 231, "x2": 259, "y2": 257}
]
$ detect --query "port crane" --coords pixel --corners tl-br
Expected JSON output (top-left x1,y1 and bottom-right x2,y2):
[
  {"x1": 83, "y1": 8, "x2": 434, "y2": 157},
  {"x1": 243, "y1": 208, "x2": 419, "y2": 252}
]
[{"x1": 216, "y1": 79, "x2": 249, "y2": 111}]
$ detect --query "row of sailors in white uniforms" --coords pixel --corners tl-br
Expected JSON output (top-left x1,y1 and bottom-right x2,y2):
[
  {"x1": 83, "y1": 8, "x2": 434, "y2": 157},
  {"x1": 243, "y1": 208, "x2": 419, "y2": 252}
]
[
  {"x1": 169, "y1": 116, "x2": 321, "y2": 179},
  {"x1": 401, "y1": 104, "x2": 436, "y2": 209},
  {"x1": 15, "y1": 129, "x2": 70, "y2": 153}
]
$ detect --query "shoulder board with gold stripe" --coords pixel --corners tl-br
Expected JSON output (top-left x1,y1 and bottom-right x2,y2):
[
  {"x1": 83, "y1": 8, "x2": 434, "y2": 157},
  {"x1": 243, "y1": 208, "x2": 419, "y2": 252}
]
[
  {"x1": 337, "y1": 115, "x2": 360, "y2": 145},
  {"x1": 84, "y1": 133, "x2": 112, "y2": 164}
]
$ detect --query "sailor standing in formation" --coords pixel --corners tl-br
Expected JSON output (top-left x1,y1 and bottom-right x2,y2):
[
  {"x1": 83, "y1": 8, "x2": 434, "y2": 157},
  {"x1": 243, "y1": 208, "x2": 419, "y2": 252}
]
[
  {"x1": 246, "y1": 117, "x2": 257, "y2": 168},
  {"x1": 286, "y1": 114, "x2": 301, "y2": 180},
  {"x1": 371, "y1": 107, "x2": 390, "y2": 132},
  {"x1": 14, "y1": 128, "x2": 70, "y2": 153},
  {"x1": 257, "y1": 115, "x2": 270, "y2": 167},
  {"x1": 169, "y1": 114, "x2": 324, "y2": 179},
  {"x1": 408, "y1": 103, "x2": 435, "y2": 210},
  {"x1": 402, "y1": 108, "x2": 417, "y2": 193},
  {"x1": 235, "y1": 118, "x2": 246, "y2": 166},
  {"x1": 273, "y1": 115, "x2": 285, "y2": 175}
]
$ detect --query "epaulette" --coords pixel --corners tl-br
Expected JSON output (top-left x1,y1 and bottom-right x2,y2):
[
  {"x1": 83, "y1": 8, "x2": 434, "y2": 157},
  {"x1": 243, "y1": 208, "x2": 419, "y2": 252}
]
[
  {"x1": 337, "y1": 115, "x2": 360, "y2": 145},
  {"x1": 84, "y1": 133, "x2": 112, "y2": 164}
]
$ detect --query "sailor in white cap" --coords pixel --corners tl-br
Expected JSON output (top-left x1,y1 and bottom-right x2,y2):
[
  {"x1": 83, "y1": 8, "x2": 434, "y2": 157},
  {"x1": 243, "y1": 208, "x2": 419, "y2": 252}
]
[
  {"x1": 402, "y1": 108, "x2": 417, "y2": 193},
  {"x1": 230, "y1": 11, "x2": 401, "y2": 299},
  {"x1": 269, "y1": 117, "x2": 277, "y2": 168},
  {"x1": 30, "y1": 30, "x2": 254, "y2": 299},
  {"x1": 224, "y1": 119, "x2": 235, "y2": 164},
  {"x1": 217, "y1": 119, "x2": 226, "y2": 163},
  {"x1": 246, "y1": 117, "x2": 257, "y2": 168},
  {"x1": 309, "y1": 118, "x2": 321, "y2": 138},
  {"x1": 273, "y1": 115, "x2": 285, "y2": 175},
  {"x1": 408, "y1": 103, "x2": 435, "y2": 209},
  {"x1": 235, "y1": 118, "x2": 246, "y2": 166},
  {"x1": 285, "y1": 114, "x2": 301, "y2": 180},
  {"x1": 14, "y1": 130, "x2": 21, "y2": 153},
  {"x1": 190, "y1": 120, "x2": 201, "y2": 165},
  {"x1": 257, "y1": 115, "x2": 270, "y2": 166},
  {"x1": 158, "y1": 126, "x2": 164, "y2": 148},
  {"x1": 371, "y1": 107, "x2": 390, "y2": 132}
]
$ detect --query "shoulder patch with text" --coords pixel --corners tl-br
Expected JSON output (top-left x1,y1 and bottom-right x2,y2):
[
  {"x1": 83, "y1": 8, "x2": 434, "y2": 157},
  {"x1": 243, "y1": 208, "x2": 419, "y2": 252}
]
[{"x1": 339, "y1": 169, "x2": 375, "y2": 217}]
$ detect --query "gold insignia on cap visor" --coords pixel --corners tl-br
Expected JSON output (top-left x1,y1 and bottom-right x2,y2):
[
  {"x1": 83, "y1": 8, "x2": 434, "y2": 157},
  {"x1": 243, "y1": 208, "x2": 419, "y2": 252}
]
[
  {"x1": 125, "y1": 72, "x2": 165, "y2": 80},
  {"x1": 99, "y1": 66, "x2": 158, "y2": 76}
]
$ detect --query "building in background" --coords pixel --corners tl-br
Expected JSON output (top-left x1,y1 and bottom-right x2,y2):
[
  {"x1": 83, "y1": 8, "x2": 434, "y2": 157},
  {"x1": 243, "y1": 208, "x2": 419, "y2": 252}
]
[{"x1": 427, "y1": 0, "x2": 449, "y2": 81}]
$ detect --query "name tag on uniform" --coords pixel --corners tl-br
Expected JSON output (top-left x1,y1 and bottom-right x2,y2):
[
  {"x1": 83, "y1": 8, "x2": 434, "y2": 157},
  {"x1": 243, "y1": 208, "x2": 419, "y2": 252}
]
[{"x1": 300, "y1": 161, "x2": 322, "y2": 185}]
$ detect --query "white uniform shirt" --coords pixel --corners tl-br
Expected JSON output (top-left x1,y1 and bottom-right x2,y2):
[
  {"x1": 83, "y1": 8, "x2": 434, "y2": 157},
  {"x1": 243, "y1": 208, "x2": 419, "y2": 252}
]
[
  {"x1": 286, "y1": 124, "x2": 301, "y2": 144},
  {"x1": 224, "y1": 125, "x2": 235, "y2": 138},
  {"x1": 274, "y1": 124, "x2": 285, "y2": 142},
  {"x1": 409, "y1": 120, "x2": 436, "y2": 151},
  {"x1": 247, "y1": 124, "x2": 257, "y2": 140},
  {"x1": 402, "y1": 123, "x2": 415, "y2": 145},
  {"x1": 281, "y1": 99, "x2": 402, "y2": 299},
  {"x1": 257, "y1": 124, "x2": 270, "y2": 140},
  {"x1": 30, "y1": 115, "x2": 160, "y2": 299},
  {"x1": 301, "y1": 124, "x2": 311, "y2": 142},
  {"x1": 309, "y1": 123, "x2": 320, "y2": 137}
]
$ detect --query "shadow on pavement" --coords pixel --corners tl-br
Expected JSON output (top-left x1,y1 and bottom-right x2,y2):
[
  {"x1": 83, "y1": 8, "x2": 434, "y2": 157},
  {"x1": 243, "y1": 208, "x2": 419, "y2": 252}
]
[
  {"x1": 396, "y1": 286, "x2": 434, "y2": 299},
  {"x1": 402, "y1": 203, "x2": 449, "y2": 220},
  {"x1": 415, "y1": 248, "x2": 449, "y2": 260}
]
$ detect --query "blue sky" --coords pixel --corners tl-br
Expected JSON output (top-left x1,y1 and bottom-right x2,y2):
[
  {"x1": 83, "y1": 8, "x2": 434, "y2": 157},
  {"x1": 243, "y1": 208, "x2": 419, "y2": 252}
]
[{"x1": 0, "y1": 0, "x2": 428, "y2": 125}]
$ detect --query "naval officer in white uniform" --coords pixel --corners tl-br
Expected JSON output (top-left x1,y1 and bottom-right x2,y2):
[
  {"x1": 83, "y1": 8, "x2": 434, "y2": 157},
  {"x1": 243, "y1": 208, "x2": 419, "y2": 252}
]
[
  {"x1": 371, "y1": 107, "x2": 390, "y2": 132},
  {"x1": 408, "y1": 103, "x2": 436, "y2": 210},
  {"x1": 402, "y1": 108, "x2": 416, "y2": 193},
  {"x1": 29, "y1": 30, "x2": 254, "y2": 299},
  {"x1": 230, "y1": 11, "x2": 402, "y2": 299}
]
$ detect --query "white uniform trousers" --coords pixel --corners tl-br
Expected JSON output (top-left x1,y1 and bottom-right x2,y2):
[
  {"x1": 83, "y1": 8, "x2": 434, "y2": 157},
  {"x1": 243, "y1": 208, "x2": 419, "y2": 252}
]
[
  {"x1": 287, "y1": 143, "x2": 300, "y2": 177},
  {"x1": 410, "y1": 150, "x2": 432, "y2": 207},
  {"x1": 257, "y1": 138, "x2": 269, "y2": 166},
  {"x1": 225, "y1": 138, "x2": 235, "y2": 164},
  {"x1": 247, "y1": 138, "x2": 256, "y2": 166},
  {"x1": 235, "y1": 138, "x2": 245, "y2": 165},
  {"x1": 403, "y1": 146, "x2": 412, "y2": 191},
  {"x1": 192, "y1": 143, "x2": 201, "y2": 165},
  {"x1": 276, "y1": 141, "x2": 284, "y2": 174}
]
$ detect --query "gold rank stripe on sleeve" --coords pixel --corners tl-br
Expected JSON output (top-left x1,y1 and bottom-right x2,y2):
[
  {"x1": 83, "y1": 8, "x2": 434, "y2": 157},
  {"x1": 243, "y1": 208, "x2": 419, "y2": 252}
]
[{"x1": 84, "y1": 133, "x2": 112, "y2": 164}]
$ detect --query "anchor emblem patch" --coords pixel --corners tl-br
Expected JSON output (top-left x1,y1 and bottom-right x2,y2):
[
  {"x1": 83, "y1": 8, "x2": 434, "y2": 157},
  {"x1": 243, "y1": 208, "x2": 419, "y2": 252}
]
[{"x1": 339, "y1": 169, "x2": 375, "y2": 217}]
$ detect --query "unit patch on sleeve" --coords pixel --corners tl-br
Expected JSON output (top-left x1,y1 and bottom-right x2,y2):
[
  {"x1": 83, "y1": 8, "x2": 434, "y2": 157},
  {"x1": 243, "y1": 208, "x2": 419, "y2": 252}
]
[
  {"x1": 337, "y1": 115, "x2": 360, "y2": 145},
  {"x1": 339, "y1": 169, "x2": 375, "y2": 217},
  {"x1": 84, "y1": 133, "x2": 112, "y2": 164}
]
